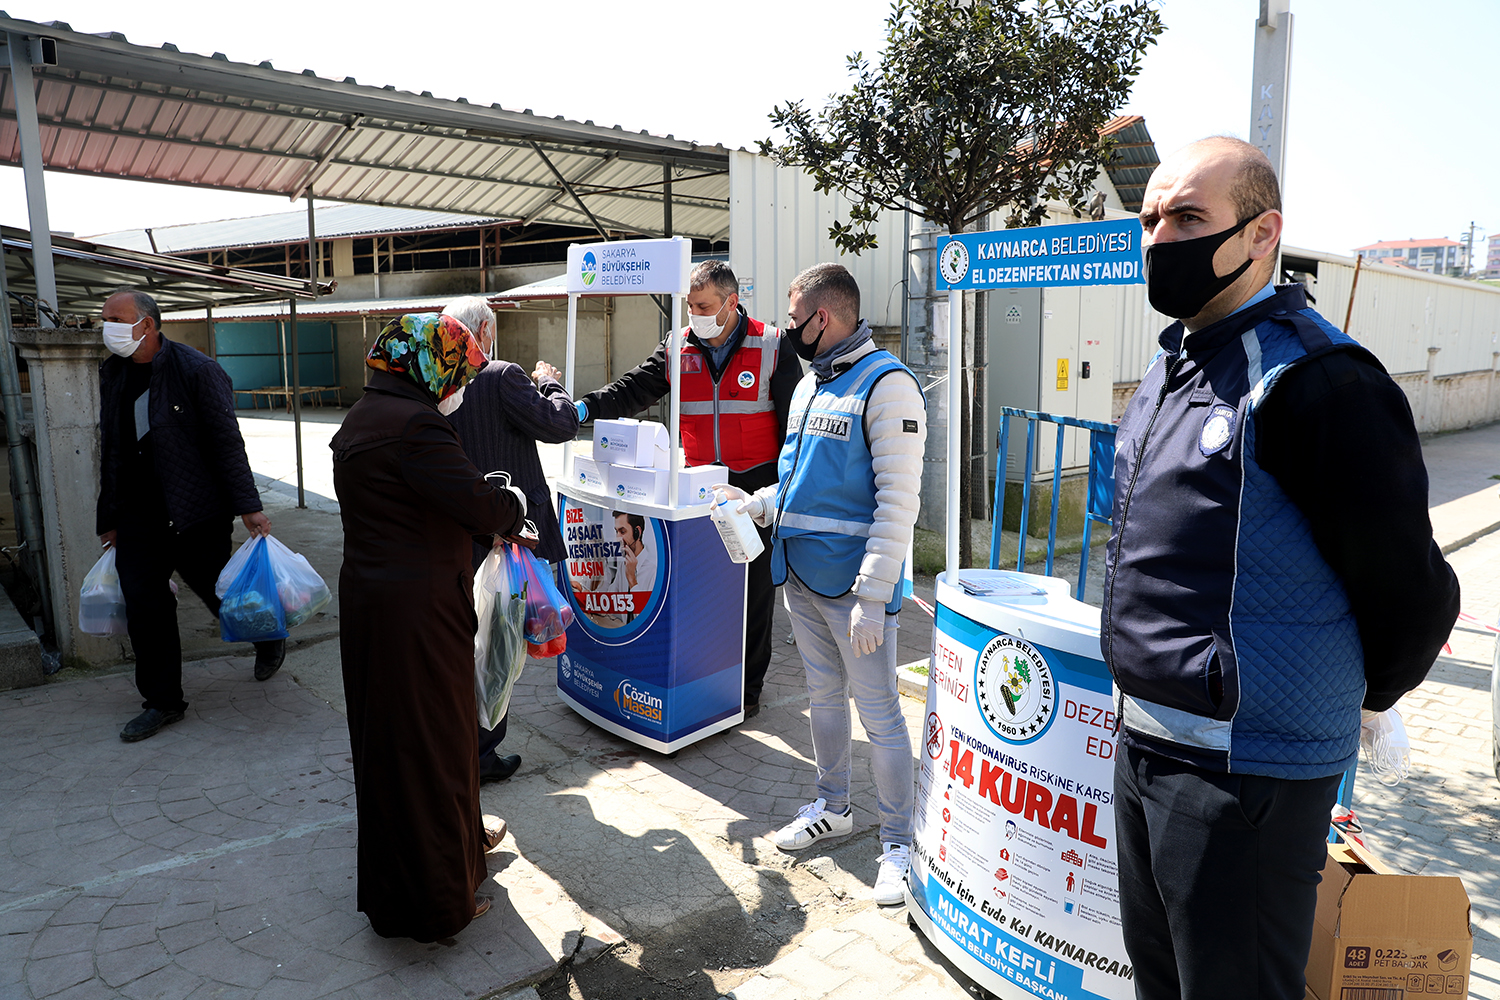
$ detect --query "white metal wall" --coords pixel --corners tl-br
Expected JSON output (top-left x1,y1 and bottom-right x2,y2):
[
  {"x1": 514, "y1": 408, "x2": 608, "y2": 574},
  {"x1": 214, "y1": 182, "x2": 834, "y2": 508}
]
[
  {"x1": 1307, "y1": 252, "x2": 1500, "y2": 376},
  {"x1": 727, "y1": 150, "x2": 907, "y2": 328}
]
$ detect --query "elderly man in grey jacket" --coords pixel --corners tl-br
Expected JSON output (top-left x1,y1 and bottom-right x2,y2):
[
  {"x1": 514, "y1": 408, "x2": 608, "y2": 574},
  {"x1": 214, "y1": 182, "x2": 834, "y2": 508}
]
[{"x1": 721, "y1": 263, "x2": 926, "y2": 906}]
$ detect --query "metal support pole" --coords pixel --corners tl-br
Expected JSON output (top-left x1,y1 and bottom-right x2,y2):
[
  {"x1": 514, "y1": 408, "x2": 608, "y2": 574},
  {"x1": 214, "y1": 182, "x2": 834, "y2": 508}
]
[
  {"x1": 206, "y1": 305, "x2": 216, "y2": 360},
  {"x1": 945, "y1": 287, "x2": 962, "y2": 578},
  {"x1": 292, "y1": 196, "x2": 315, "y2": 509},
  {"x1": 7, "y1": 33, "x2": 57, "y2": 328},
  {"x1": 563, "y1": 292, "x2": 579, "y2": 474},
  {"x1": 668, "y1": 292, "x2": 682, "y2": 508},
  {"x1": 289, "y1": 298, "x2": 304, "y2": 509},
  {"x1": 0, "y1": 248, "x2": 52, "y2": 634}
]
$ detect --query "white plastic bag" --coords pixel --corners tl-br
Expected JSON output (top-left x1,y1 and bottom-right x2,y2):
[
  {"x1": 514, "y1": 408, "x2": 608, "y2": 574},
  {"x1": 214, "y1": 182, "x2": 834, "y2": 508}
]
[
  {"x1": 79, "y1": 548, "x2": 128, "y2": 636},
  {"x1": 1360, "y1": 708, "x2": 1412, "y2": 786},
  {"x1": 215, "y1": 534, "x2": 331, "y2": 630},
  {"x1": 474, "y1": 544, "x2": 526, "y2": 729}
]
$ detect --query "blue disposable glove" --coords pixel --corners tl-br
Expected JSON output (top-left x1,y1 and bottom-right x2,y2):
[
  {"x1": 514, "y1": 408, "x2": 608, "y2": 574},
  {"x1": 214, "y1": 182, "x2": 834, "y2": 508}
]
[{"x1": 575, "y1": 399, "x2": 589, "y2": 422}]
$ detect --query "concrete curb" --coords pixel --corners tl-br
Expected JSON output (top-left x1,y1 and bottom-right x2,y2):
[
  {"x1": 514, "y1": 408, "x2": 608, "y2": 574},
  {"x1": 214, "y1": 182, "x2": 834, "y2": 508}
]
[{"x1": 897, "y1": 660, "x2": 929, "y2": 700}]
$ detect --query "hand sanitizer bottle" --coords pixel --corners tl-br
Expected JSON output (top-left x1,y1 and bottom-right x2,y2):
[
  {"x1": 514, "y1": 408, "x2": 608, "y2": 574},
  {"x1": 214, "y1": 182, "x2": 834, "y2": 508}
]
[{"x1": 709, "y1": 490, "x2": 765, "y2": 564}]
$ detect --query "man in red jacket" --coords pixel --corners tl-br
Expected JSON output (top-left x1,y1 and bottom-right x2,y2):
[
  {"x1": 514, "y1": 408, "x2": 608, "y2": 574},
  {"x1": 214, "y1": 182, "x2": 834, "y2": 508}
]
[{"x1": 576, "y1": 261, "x2": 801, "y2": 718}]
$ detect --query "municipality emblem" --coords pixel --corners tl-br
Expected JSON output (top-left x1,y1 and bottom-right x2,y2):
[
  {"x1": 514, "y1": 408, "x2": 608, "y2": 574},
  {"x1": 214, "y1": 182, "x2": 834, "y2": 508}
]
[
  {"x1": 581, "y1": 251, "x2": 598, "y2": 287},
  {"x1": 975, "y1": 633, "x2": 1055, "y2": 745},
  {"x1": 738, "y1": 370, "x2": 755, "y2": 389},
  {"x1": 939, "y1": 240, "x2": 970, "y2": 285},
  {"x1": 1199, "y1": 403, "x2": 1237, "y2": 457}
]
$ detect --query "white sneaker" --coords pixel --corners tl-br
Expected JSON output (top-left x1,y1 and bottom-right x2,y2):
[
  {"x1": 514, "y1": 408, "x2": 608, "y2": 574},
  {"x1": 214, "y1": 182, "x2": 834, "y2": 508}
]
[
  {"x1": 873, "y1": 842, "x2": 910, "y2": 906},
  {"x1": 773, "y1": 798, "x2": 853, "y2": 850}
]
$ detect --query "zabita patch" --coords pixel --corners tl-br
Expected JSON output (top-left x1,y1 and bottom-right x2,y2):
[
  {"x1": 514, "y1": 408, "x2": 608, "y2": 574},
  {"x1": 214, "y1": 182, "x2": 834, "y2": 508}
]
[
  {"x1": 805, "y1": 412, "x2": 852, "y2": 441},
  {"x1": 1199, "y1": 404, "x2": 1237, "y2": 457}
]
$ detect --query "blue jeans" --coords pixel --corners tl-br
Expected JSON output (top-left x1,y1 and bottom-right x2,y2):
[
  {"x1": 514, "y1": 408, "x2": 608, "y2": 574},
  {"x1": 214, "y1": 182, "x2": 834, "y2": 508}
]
[{"x1": 783, "y1": 573, "x2": 913, "y2": 846}]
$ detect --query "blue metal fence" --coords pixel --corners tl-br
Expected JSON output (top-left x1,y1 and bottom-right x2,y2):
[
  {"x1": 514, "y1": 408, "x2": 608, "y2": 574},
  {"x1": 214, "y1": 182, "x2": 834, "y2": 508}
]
[{"x1": 990, "y1": 407, "x2": 1117, "y2": 600}]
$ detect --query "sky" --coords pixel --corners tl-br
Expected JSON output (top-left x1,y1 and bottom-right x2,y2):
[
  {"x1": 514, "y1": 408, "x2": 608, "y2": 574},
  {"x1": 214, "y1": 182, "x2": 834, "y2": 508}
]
[{"x1": 0, "y1": 0, "x2": 1495, "y2": 260}]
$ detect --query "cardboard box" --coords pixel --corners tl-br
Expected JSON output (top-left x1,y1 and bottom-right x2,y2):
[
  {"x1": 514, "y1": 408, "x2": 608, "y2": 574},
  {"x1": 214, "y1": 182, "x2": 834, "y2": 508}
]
[
  {"x1": 593, "y1": 418, "x2": 668, "y2": 468},
  {"x1": 572, "y1": 455, "x2": 607, "y2": 494},
  {"x1": 1305, "y1": 840, "x2": 1471, "y2": 1000},
  {"x1": 678, "y1": 464, "x2": 727, "y2": 505},
  {"x1": 608, "y1": 464, "x2": 667, "y2": 505}
]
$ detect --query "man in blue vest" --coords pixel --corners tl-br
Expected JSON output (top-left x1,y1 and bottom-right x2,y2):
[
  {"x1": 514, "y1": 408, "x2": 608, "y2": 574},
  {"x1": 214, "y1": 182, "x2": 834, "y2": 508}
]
[
  {"x1": 721, "y1": 263, "x2": 926, "y2": 906},
  {"x1": 1102, "y1": 137, "x2": 1459, "y2": 999}
]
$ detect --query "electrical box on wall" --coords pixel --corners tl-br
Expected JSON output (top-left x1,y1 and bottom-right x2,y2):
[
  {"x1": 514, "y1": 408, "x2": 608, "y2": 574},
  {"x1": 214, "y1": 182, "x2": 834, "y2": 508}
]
[{"x1": 986, "y1": 285, "x2": 1115, "y2": 481}]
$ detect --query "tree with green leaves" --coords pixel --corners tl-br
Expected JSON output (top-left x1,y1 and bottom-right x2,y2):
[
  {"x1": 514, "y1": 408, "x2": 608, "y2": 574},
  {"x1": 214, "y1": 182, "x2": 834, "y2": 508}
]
[{"x1": 761, "y1": 0, "x2": 1162, "y2": 567}]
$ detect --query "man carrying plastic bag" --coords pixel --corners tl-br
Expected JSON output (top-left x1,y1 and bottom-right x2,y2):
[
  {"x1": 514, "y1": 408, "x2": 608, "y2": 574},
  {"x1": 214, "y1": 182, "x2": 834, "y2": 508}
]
[{"x1": 96, "y1": 288, "x2": 287, "y2": 743}]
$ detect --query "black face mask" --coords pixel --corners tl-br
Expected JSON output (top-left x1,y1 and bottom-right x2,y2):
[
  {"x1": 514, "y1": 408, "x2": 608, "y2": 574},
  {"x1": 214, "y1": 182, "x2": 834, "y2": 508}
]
[
  {"x1": 787, "y1": 309, "x2": 826, "y2": 362},
  {"x1": 1144, "y1": 215, "x2": 1259, "y2": 319}
]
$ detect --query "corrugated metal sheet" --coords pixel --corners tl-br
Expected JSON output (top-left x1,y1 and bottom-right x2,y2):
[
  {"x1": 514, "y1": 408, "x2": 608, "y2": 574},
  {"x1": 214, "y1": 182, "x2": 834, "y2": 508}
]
[
  {"x1": 727, "y1": 151, "x2": 907, "y2": 329},
  {"x1": 0, "y1": 16, "x2": 730, "y2": 239},
  {"x1": 1299, "y1": 250, "x2": 1500, "y2": 376},
  {"x1": 90, "y1": 204, "x2": 510, "y2": 253},
  {"x1": 1099, "y1": 116, "x2": 1159, "y2": 214},
  {"x1": 1, "y1": 224, "x2": 321, "y2": 316},
  {"x1": 160, "y1": 291, "x2": 462, "y2": 322}
]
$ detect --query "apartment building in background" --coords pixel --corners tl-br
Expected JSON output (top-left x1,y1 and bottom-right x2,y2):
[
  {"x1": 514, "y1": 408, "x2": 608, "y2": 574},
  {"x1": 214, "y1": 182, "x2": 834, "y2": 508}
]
[
  {"x1": 1485, "y1": 232, "x2": 1500, "y2": 279},
  {"x1": 1353, "y1": 237, "x2": 1464, "y2": 276}
]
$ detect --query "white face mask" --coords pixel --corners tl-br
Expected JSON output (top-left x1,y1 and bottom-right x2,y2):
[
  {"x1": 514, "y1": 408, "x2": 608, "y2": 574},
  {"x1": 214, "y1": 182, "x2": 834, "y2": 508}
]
[
  {"x1": 436, "y1": 385, "x2": 467, "y2": 416},
  {"x1": 686, "y1": 299, "x2": 733, "y2": 342},
  {"x1": 102, "y1": 317, "x2": 147, "y2": 358}
]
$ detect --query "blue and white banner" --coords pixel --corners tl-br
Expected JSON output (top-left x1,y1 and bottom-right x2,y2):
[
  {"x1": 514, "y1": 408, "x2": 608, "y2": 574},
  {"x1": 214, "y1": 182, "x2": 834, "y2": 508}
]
[{"x1": 936, "y1": 219, "x2": 1144, "y2": 292}]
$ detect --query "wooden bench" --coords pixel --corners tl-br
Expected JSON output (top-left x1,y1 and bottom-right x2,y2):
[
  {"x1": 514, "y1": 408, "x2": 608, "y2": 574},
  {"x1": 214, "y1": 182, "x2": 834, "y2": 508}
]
[{"x1": 236, "y1": 386, "x2": 344, "y2": 412}]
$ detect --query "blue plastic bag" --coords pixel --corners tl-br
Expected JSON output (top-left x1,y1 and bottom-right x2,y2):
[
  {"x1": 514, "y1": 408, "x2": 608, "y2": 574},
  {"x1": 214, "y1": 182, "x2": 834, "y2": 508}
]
[{"x1": 218, "y1": 536, "x2": 288, "y2": 643}]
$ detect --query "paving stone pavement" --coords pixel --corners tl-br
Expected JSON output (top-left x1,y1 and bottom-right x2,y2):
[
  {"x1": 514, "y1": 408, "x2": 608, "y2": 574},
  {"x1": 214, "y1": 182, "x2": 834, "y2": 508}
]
[
  {"x1": 0, "y1": 660, "x2": 590, "y2": 1000},
  {"x1": 4, "y1": 416, "x2": 1498, "y2": 1000}
]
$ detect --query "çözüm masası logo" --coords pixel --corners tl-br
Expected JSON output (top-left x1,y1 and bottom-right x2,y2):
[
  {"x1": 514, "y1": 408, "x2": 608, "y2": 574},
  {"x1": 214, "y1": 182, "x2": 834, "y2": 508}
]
[
  {"x1": 615, "y1": 680, "x2": 664, "y2": 725},
  {"x1": 975, "y1": 633, "x2": 1055, "y2": 744},
  {"x1": 939, "y1": 240, "x2": 970, "y2": 285},
  {"x1": 581, "y1": 251, "x2": 598, "y2": 287}
]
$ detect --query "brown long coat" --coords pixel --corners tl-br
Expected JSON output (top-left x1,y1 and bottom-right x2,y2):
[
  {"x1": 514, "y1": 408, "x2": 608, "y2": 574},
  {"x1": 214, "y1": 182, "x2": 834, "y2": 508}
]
[{"x1": 331, "y1": 370, "x2": 524, "y2": 942}]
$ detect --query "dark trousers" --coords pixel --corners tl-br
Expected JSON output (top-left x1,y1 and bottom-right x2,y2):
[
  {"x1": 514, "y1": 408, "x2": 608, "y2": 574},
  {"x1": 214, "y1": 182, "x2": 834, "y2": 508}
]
[
  {"x1": 478, "y1": 714, "x2": 508, "y2": 758},
  {"x1": 115, "y1": 516, "x2": 232, "y2": 713},
  {"x1": 1114, "y1": 744, "x2": 1340, "y2": 1000},
  {"x1": 743, "y1": 521, "x2": 774, "y2": 706}
]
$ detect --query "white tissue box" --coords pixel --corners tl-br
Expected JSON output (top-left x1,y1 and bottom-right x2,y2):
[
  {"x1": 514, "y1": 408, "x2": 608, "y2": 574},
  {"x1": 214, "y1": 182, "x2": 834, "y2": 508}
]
[
  {"x1": 678, "y1": 465, "x2": 726, "y2": 505},
  {"x1": 593, "y1": 418, "x2": 668, "y2": 469},
  {"x1": 572, "y1": 455, "x2": 607, "y2": 493},
  {"x1": 608, "y1": 464, "x2": 667, "y2": 505}
]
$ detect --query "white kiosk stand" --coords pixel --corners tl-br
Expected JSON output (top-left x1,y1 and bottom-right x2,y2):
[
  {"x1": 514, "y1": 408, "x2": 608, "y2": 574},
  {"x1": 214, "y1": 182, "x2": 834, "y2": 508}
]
[
  {"x1": 552, "y1": 238, "x2": 749, "y2": 752},
  {"x1": 907, "y1": 219, "x2": 1144, "y2": 1000}
]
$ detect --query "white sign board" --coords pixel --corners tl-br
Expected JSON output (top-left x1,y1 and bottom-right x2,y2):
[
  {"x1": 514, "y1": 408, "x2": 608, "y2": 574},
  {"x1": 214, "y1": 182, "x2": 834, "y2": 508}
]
[{"x1": 566, "y1": 237, "x2": 692, "y2": 296}]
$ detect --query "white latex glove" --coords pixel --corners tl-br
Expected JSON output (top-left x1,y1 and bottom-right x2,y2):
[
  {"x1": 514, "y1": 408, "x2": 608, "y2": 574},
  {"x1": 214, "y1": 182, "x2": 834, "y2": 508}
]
[
  {"x1": 1359, "y1": 707, "x2": 1411, "y2": 786},
  {"x1": 711, "y1": 483, "x2": 766, "y2": 522},
  {"x1": 849, "y1": 599, "x2": 885, "y2": 657}
]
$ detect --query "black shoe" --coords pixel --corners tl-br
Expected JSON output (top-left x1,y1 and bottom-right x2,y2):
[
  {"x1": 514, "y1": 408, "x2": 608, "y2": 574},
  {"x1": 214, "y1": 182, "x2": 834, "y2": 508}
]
[
  {"x1": 743, "y1": 701, "x2": 762, "y2": 720},
  {"x1": 120, "y1": 707, "x2": 185, "y2": 743},
  {"x1": 253, "y1": 639, "x2": 287, "y2": 681},
  {"x1": 479, "y1": 753, "x2": 522, "y2": 784}
]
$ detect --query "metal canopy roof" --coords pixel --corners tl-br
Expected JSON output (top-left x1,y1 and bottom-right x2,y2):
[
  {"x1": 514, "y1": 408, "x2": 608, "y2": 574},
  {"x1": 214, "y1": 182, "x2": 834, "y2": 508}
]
[
  {"x1": 90, "y1": 204, "x2": 512, "y2": 254},
  {"x1": 1099, "y1": 116, "x2": 1159, "y2": 214},
  {"x1": 0, "y1": 14, "x2": 732, "y2": 240},
  {"x1": 2, "y1": 224, "x2": 324, "y2": 316}
]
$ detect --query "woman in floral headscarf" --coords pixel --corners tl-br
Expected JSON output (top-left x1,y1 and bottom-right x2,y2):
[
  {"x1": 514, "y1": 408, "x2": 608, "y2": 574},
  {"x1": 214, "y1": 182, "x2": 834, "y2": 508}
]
[{"x1": 330, "y1": 314, "x2": 527, "y2": 941}]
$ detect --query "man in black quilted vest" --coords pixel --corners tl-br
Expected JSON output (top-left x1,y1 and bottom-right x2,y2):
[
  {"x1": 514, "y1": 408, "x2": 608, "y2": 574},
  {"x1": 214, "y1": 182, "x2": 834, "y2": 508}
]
[{"x1": 97, "y1": 288, "x2": 282, "y2": 743}]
